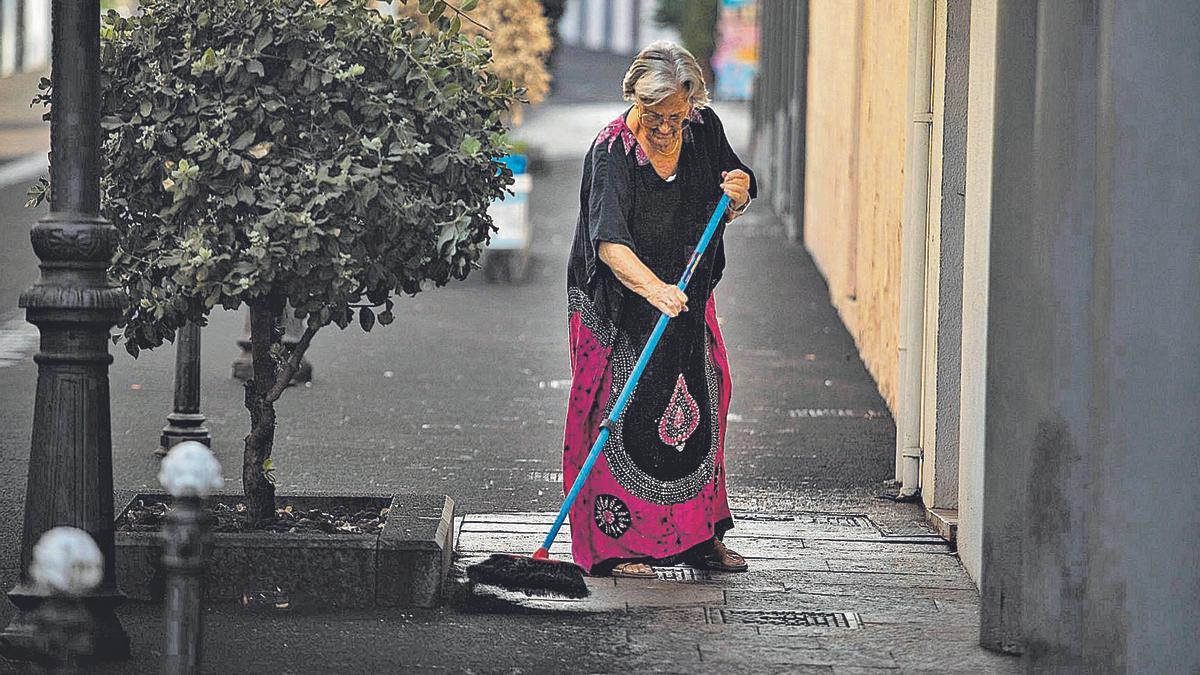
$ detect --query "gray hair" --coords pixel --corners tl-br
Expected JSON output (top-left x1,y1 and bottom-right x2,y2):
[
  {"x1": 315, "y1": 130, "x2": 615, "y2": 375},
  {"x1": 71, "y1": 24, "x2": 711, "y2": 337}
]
[{"x1": 622, "y1": 41, "x2": 710, "y2": 109}]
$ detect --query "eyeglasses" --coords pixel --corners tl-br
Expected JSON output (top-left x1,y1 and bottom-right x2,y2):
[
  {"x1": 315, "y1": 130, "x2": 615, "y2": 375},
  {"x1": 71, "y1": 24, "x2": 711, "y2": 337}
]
[{"x1": 638, "y1": 106, "x2": 692, "y2": 130}]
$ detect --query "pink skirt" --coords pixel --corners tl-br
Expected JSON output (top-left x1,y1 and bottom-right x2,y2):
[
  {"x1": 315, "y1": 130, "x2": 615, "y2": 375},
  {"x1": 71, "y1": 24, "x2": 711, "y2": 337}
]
[{"x1": 562, "y1": 290, "x2": 734, "y2": 574}]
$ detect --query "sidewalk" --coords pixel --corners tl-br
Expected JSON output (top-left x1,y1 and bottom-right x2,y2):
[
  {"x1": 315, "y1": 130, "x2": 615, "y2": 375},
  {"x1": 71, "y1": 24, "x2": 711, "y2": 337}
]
[{"x1": 0, "y1": 70, "x2": 49, "y2": 166}]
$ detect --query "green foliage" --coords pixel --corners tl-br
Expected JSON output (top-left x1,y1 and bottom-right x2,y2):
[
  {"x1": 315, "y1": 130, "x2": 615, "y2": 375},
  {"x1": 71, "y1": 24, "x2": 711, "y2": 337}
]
[
  {"x1": 653, "y1": 0, "x2": 684, "y2": 28},
  {"x1": 65, "y1": 0, "x2": 517, "y2": 355}
]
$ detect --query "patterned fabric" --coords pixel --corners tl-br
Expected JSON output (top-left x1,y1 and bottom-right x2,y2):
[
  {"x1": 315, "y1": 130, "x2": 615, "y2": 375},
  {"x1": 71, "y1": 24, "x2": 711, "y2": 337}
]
[
  {"x1": 562, "y1": 106, "x2": 756, "y2": 574},
  {"x1": 659, "y1": 374, "x2": 701, "y2": 450},
  {"x1": 563, "y1": 292, "x2": 734, "y2": 572},
  {"x1": 594, "y1": 107, "x2": 707, "y2": 167}
]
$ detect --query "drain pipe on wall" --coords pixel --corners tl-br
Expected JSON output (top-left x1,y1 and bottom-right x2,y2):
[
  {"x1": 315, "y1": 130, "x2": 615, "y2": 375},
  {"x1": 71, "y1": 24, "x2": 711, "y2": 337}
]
[{"x1": 896, "y1": 0, "x2": 935, "y2": 500}]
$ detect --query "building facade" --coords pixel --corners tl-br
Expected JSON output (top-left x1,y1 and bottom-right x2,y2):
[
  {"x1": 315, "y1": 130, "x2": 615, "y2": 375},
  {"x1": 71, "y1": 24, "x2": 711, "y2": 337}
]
[
  {"x1": 754, "y1": 0, "x2": 1200, "y2": 670},
  {"x1": 557, "y1": 0, "x2": 678, "y2": 55},
  {"x1": 0, "y1": 0, "x2": 49, "y2": 77}
]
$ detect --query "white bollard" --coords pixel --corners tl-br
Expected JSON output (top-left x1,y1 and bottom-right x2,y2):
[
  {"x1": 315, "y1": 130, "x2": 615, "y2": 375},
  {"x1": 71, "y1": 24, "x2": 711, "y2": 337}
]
[
  {"x1": 30, "y1": 527, "x2": 104, "y2": 597},
  {"x1": 158, "y1": 441, "x2": 224, "y2": 498},
  {"x1": 159, "y1": 441, "x2": 223, "y2": 675},
  {"x1": 28, "y1": 526, "x2": 104, "y2": 669}
]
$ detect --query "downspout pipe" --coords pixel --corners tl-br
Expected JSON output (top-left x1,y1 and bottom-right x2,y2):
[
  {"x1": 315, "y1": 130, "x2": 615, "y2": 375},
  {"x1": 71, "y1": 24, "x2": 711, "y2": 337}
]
[{"x1": 896, "y1": 0, "x2": 934, "y2": 499}]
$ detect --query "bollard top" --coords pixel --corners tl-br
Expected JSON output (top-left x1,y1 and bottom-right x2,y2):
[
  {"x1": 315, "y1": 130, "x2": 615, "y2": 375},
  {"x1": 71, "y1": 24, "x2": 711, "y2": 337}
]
[
  {"x1": 159, "y1": 441, "x2": 224, "y2": 498},
  {"x1": 30, "y1": 527, "x2": 104, "y2": 596}
]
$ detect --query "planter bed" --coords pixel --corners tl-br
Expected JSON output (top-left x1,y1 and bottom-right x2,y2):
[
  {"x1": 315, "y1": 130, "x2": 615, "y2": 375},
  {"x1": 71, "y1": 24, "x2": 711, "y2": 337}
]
[{"x1": 114, "y1": 492, "x2": 454, "y2": 609}]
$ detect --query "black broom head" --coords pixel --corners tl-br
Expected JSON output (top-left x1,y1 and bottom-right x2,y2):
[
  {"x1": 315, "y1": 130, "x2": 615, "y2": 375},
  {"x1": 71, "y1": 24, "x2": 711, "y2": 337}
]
[{"x1": 466, "y1": 553, "x2": 590, "y2": 599}]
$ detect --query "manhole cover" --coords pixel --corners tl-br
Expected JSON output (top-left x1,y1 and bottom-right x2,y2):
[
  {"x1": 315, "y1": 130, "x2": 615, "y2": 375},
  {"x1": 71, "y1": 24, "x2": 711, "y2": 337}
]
[
  {"x1": 652, "y1": 566, "x2": 711, "y2": 582},
  {"x1": 710, "y1": 609, "x2": 862, "y2": 629}
]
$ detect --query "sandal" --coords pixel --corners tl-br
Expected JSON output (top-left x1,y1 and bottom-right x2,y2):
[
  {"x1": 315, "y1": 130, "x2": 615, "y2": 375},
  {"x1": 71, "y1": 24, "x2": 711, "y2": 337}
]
[
  {"x1": 695, "y1": 539, "x2": 748, "y2": 572},
  {"x1": 611, "y1": 562, "x2": 658, "y2": 579}
]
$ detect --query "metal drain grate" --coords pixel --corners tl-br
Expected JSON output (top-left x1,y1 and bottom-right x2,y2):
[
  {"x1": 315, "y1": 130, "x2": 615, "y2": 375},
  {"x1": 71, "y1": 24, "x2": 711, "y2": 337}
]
[
  {"x1": 710, "y1": 609, "x2": 862, "y2": 629},
  {"x1": 652, "y1": 566, "x2": 711, "y2": 582},
  {"x1": 798, "y1": 514, "x2": 873, "y2": 528},
  {"x1": 735, "y1": 512, "x2": 875, "y2": 529}
]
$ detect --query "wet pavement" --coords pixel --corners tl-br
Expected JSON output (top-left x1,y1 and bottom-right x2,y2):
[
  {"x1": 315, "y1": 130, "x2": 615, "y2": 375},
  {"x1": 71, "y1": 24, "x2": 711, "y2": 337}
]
[{"x1": 0, "y1": 47, "x2": 1018, "y2": 673}]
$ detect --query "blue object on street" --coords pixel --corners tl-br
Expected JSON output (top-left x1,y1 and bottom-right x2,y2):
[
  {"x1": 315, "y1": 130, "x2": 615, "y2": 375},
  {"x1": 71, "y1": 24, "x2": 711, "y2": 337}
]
[
  {"x1": 539, "y1": 193, "x2": 733, "y2": 555},
  {"x1": 497, "y1": 153, "x2": 527, "y2": 175}
]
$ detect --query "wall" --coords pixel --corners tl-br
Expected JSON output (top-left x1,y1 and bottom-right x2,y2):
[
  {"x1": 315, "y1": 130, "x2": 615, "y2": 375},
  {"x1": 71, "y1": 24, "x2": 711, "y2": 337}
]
[
  {"x1": 983, "y1": 0, "x2": 1200, "y2": 668},
  {"x1": 921, "y1": 0, "x2": 970, "y2": 512},
  {"x1": 803, "y1": 1, "x2": 908, "y2": 413},
  {"x1": 978, "y1": 0, "x2": 1037, "y2": 654},
  {"x1": 751, "y1": 1, "x2": 807, "y2": 242},
  {"x1": 956, "y1": 0, "x2": 995, "y2": 587}
]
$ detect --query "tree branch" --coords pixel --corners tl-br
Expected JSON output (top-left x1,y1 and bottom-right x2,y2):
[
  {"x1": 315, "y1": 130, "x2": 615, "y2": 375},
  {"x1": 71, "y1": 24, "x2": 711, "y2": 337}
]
[
  {"x1": 265, "y1": 324, "x2": 319, "y2": 403},
  {"x1": 446, "y1": 3, "x2": 492, "y2": 32}
]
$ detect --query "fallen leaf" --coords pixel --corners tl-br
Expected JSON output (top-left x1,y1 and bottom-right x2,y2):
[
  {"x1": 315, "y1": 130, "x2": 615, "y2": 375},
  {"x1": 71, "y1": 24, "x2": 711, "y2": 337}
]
[{"x1": 247, "y1": 141, "x2": 273, "y2": 159}]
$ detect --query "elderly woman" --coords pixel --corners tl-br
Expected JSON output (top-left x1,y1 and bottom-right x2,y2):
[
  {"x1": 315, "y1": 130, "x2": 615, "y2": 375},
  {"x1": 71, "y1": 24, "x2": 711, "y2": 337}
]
[{"x1": 563, "y1": 42, "x2": 757, "y2": 578}]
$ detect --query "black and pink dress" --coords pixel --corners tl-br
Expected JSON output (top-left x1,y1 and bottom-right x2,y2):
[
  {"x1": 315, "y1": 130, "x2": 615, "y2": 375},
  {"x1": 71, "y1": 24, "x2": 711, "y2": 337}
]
[{"x1": 562, "y1": 106, "x2": 757, "y2": 574}]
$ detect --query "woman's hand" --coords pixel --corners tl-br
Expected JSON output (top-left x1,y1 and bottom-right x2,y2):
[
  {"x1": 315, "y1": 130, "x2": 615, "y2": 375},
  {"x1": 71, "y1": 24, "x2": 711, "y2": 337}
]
[
  {"x1": 720, "y1": 170, "x2": 751, "y2": 210},
  {"x1": 645, "y1": 282, "x2": 689, "y2": 317},
  {"x1": 598, "y1": 242, "x2": 688, "y2": 316}
]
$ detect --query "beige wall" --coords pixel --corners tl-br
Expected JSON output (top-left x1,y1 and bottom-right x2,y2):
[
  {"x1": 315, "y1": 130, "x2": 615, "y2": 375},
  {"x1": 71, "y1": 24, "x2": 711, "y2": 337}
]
[{"x1": 804, "y1": 1, "x2": 909, "y2": 413}]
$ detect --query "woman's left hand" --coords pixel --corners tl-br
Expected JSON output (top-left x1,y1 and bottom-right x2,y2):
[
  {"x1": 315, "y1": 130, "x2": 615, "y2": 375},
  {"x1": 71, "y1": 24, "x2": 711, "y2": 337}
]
[{"x1": 720, "y1": 170, "x2": 750, "y2": 210}]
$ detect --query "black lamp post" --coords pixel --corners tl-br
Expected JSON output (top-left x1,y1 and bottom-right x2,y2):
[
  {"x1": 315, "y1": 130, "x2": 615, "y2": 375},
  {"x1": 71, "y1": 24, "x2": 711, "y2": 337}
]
[
  {"x1": 0, "y1": 0, "x2": 130, "y2": 663},
  {"x1": 159, "y1": 321, "x2": 212, "y2": 455},
  {"x1": 232, "y1": 305, "x2": 312, "y2": 383}
]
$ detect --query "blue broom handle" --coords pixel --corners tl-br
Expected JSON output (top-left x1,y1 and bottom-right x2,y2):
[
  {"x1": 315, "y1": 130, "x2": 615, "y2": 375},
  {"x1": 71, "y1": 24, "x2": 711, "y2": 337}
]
[{"x1": 540, "y1": 194, "x2": 731, "y2": 553}]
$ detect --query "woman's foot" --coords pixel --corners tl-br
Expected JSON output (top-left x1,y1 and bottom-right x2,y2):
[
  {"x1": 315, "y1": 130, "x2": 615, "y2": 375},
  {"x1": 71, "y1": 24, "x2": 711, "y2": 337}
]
[
  {"x1": 611, "y1": 561, "x2": 657, "y2": 579},
  {"x1": 695, "y1": 539, "x2": 748, "y2": 572}
]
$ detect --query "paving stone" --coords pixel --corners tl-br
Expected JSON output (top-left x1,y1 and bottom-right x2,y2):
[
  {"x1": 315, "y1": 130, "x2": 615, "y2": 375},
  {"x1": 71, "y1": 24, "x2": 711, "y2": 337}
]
[
  {"x1": 699, "y1": 642, "x2": 897, "y2": 669},
  {"x1": 822, "y1": 552, "x2": 965, "y2": 575},
  {"x1": 602, "y1": 584, "x2": 727, "y2": 610},
  {"x1": 890, "y1": 647, "x2": 1022, "y2": 673},
  {"x1": 781, "y1": 569, "x2": 978, "y2": 592},
  {"x1": 804, "y1": 539, "x2": 953, "y2": 554},
  {"x1": 783, "y1": 583, "x2": 981, "y2": 606},
  {"x1": 816, "y1": 622, "x2": 982, "y2": 645},
  {"x1": 714, "y1": 534, "x2": 810, "y2": 559}
]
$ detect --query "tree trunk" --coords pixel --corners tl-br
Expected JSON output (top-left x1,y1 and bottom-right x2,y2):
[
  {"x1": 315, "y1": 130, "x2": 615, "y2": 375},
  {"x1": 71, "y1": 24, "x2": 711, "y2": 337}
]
[{"x1": 242, "y1": 299, "x2": 282, "y2": 523}]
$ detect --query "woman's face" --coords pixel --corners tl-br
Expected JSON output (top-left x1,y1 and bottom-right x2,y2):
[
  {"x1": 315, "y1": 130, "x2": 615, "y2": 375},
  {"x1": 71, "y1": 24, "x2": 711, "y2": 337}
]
[{"x1": 637, "y1": 90, "x2": 691, "y2": 153}]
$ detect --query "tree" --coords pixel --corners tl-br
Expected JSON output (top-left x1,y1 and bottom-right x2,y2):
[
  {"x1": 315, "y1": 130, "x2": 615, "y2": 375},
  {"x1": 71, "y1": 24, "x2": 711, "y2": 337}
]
[
  {"x1": 539, "y1": 0, "x2": 567, "y2": 74},
  {"x1": 396, "y1": 0, "x2": 552, "y2": 123},
  {"x1": 32, "y1": 0, "x2": 518, "y2": 522}
]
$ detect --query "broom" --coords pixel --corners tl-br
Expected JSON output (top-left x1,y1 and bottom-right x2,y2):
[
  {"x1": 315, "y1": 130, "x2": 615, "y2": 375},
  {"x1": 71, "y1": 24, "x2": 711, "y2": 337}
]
[{"x1": 466, "y1": 194, "x2": 732, "y2": 599}]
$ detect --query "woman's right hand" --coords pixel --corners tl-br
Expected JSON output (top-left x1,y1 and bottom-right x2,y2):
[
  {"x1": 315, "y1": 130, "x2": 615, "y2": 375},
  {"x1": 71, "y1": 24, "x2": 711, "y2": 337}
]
[{"x1": 645, "y1": 282, "x2": 689, "y2": 317}]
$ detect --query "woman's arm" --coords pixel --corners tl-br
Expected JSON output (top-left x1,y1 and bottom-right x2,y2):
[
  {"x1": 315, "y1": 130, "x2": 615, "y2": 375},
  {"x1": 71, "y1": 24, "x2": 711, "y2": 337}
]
[{"x1": 598, "y1": 242, "x2": 689, "y2": 317}]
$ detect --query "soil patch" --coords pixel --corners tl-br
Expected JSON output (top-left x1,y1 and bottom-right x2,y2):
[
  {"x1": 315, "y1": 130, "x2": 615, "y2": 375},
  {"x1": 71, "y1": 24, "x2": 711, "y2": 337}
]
[{"x1": 116, "y1": 498, "x2": 389, "y2": 535}]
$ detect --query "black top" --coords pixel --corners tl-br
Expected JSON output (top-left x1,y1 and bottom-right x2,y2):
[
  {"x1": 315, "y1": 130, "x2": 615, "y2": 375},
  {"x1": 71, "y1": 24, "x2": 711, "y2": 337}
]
[
  {"x1": 567, "y1": 105, "x2": 759, "y2": 331},
  {"x1": 567, "y1": 106, "x2": 758, "y2": 487}
]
